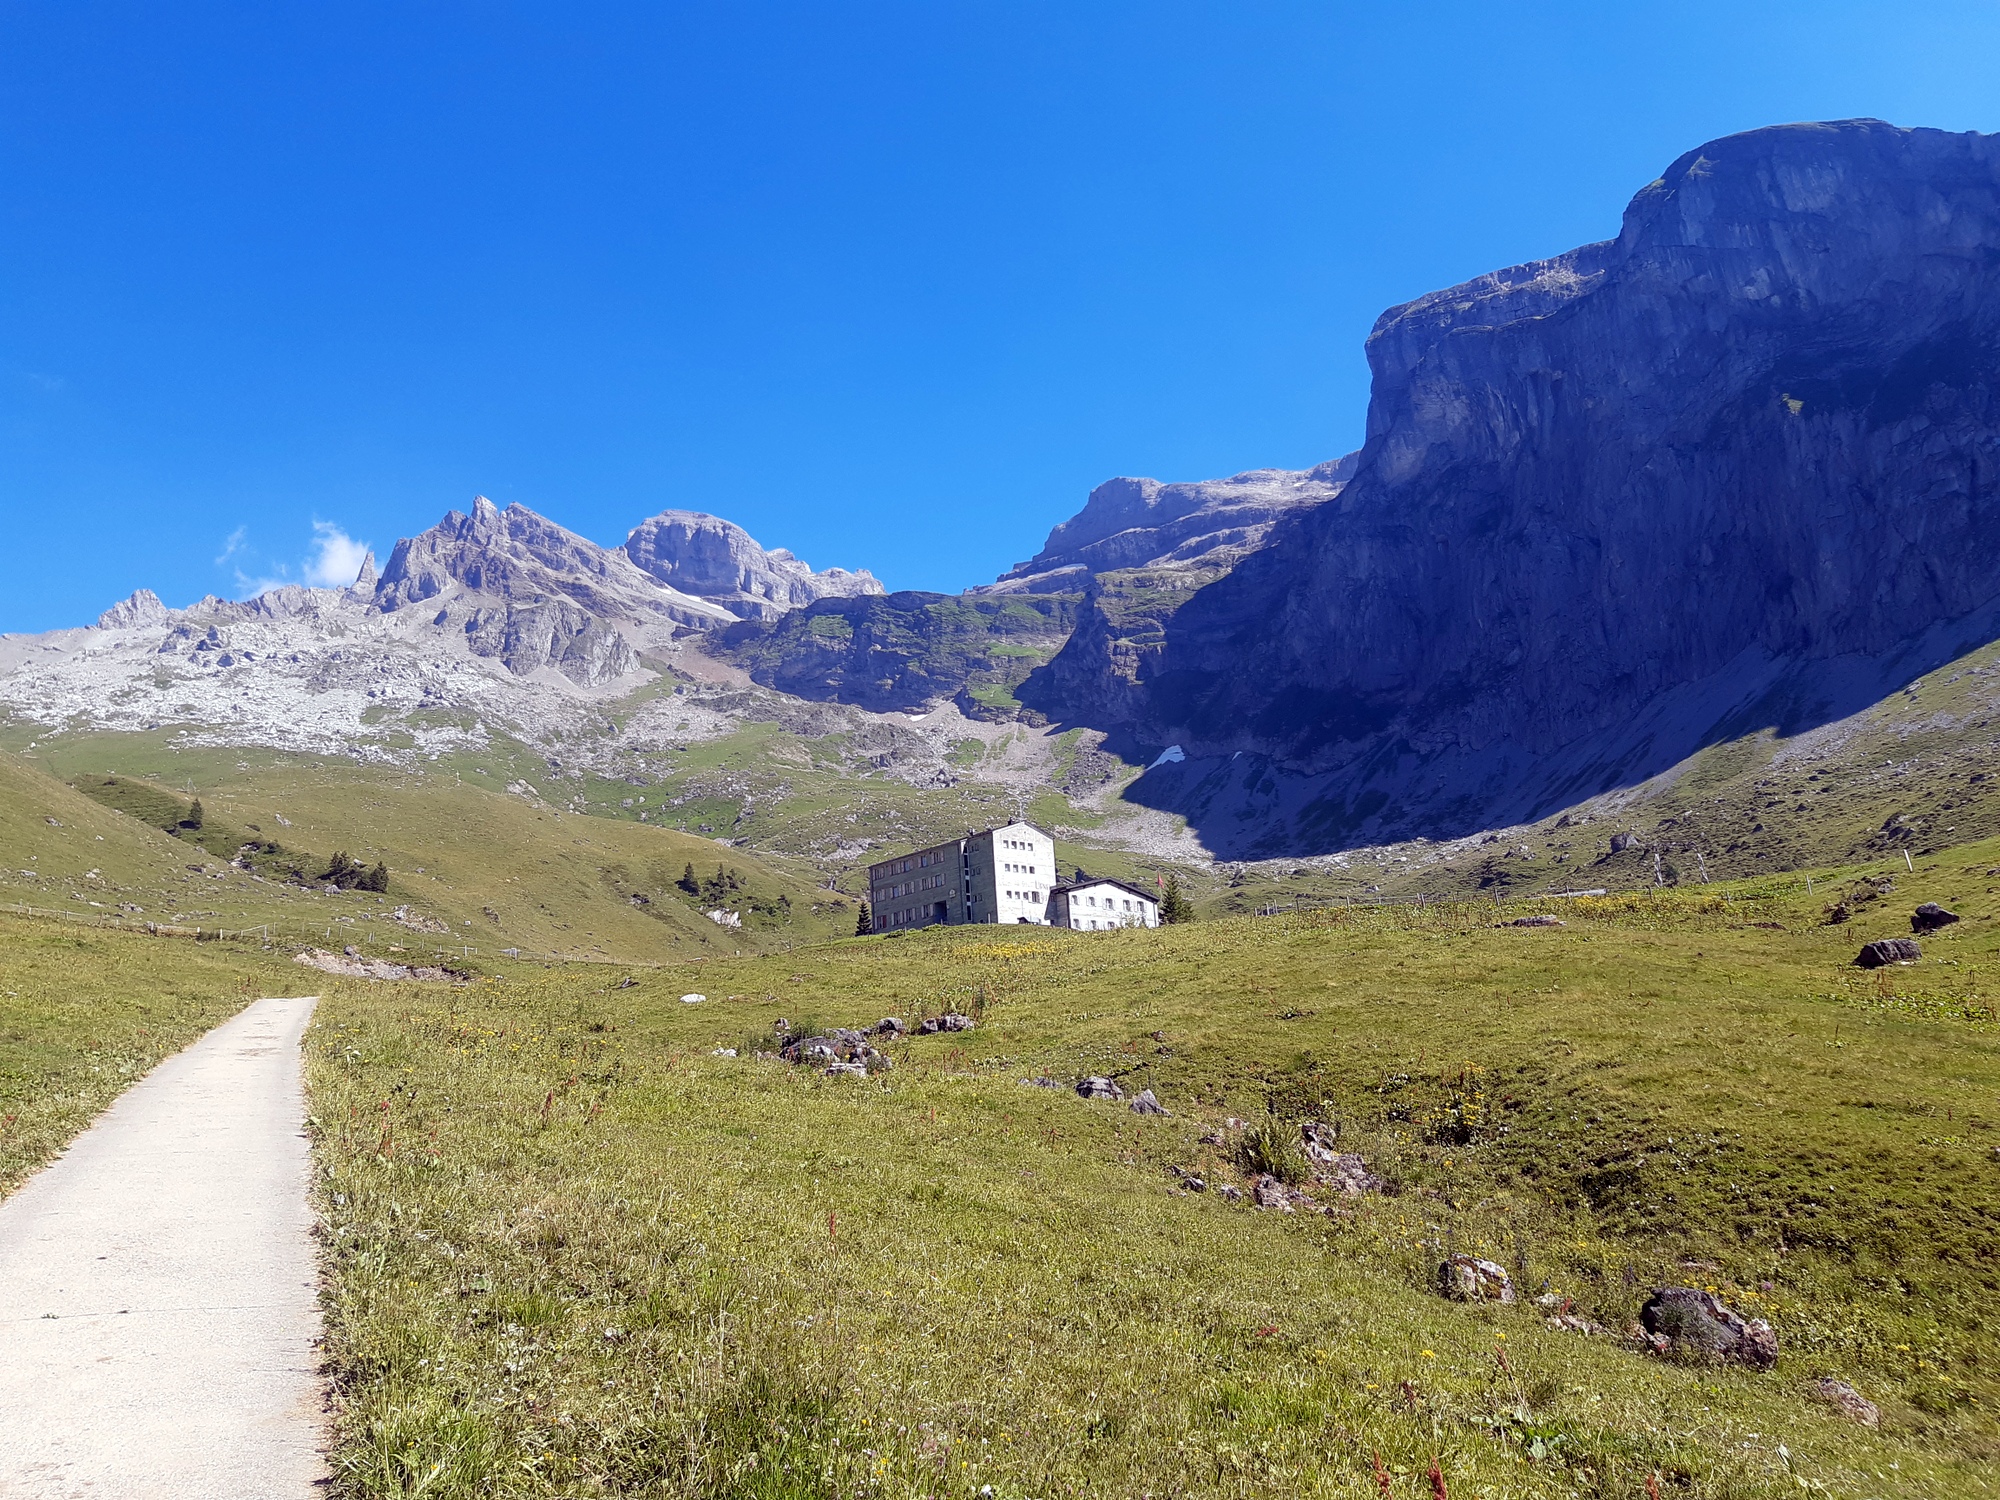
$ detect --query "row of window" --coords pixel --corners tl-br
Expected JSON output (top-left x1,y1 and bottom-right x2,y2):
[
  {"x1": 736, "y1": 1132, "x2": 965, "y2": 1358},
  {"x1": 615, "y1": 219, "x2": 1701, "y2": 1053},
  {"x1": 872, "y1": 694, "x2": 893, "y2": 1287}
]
[{"x1": 1076, "y1": 893, "x2": 1141, "y2": 912}]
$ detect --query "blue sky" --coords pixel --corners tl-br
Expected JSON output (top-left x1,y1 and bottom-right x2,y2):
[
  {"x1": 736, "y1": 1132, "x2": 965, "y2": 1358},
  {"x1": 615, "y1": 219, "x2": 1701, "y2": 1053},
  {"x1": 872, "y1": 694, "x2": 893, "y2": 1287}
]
[{"x1": 4, "y1": 2, "x2": 1999, "y2": 631}]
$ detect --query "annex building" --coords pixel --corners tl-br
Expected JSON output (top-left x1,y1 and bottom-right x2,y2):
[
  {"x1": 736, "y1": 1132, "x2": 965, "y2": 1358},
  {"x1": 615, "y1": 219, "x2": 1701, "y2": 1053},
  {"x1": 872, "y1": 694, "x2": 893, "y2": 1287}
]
[{"x1": 866, "y1": 823, "x2": 1162, "y2": 932}]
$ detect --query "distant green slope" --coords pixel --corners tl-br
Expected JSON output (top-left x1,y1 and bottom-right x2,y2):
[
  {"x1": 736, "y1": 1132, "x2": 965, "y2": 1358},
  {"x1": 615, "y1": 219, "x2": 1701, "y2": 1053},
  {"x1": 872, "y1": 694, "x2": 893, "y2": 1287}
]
[{"x1": 1, "y1": 745, "x2": 851, "y2": 960}]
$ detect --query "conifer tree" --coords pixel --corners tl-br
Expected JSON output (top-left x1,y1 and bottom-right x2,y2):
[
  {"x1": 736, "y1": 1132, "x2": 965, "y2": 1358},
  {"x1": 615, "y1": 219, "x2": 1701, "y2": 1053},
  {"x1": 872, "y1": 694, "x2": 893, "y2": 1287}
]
[
  {"x1": 1161, "y1": 873, "x2": 1195, "y2": 924},
  {"x1": 855, "y1": 900, "x2": 873, "y2": 936},
  {"x1": 186, "y1": 798, "x2": 205, "y2": 829}
]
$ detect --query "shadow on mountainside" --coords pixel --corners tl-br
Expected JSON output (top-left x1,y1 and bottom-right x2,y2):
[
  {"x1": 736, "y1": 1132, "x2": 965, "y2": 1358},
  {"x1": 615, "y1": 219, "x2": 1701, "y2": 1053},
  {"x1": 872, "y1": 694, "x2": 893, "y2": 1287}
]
[{"x1": 1103, "y1": 594, "x2": 2000, "y2": 861}]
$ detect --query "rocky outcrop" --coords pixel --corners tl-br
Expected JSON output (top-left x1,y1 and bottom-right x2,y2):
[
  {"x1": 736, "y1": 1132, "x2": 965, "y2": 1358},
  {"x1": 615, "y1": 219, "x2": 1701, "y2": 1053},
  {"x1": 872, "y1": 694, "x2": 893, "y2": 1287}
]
[
  {"x1": 96, "y1": 590, "x2": 173, "y2": 630},
  {"x1": 1639, "y1": 1287, "x2": 1778, "y2": 1368},
  {"x1": 1031, "y1": 121, "x2": 2000, "y2": 853},
  {"x1": 1855, "y1": 937, "x2": 1921, "y2": 967},
  {"x1": 707, "y1": 590, "x2": 1077, "y2": 714},
  {"x1": 624, "y1": 510, "x2": 881, "y2": 619},
  {"x1": 378, "y1": 498, "x2": 729, "y2": 628},
  {"x1": 372, "y1": 498, "x2": 733, "y2": 684},
  {"x1": 985, "y1": 457, "x2": 1354, "y2": 594}
]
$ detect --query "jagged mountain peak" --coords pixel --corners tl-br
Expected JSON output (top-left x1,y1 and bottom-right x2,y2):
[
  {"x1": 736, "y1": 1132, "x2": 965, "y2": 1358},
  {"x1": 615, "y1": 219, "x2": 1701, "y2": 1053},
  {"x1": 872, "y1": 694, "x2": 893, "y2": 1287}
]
[
  {"x1": 96, "y1": 589, "x2": 172, "y2": 630},
  {"x1": 624, "y1": 508, "x2": 882, "y2": 620}
]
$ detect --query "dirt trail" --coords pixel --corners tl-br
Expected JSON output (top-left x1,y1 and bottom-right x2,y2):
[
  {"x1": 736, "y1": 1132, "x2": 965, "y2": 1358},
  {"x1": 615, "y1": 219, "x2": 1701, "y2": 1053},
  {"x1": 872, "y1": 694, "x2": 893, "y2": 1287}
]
[{"x1": 0, "y1": 995, "x2": 326, "y2": 1498}]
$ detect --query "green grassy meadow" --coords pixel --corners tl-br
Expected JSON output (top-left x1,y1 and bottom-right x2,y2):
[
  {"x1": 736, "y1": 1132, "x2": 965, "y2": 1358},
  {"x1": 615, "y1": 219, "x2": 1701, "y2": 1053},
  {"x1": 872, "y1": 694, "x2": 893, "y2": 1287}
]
[
  {"x1": 0, "y1": 745, "x2": 852, "y2": 959},
  {"x1": 300, "y1": 844, "x2": 2000, "y2": 1498}
]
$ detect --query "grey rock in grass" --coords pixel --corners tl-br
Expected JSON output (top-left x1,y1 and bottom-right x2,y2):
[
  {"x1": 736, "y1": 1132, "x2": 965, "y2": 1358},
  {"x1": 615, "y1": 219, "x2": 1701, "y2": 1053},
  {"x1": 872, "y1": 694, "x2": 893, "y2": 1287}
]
[
  {"x1": 1855, "y1": 937, "x2": 1922, "y2": 967},
  {"x1": 1129, "y1": 1089, "x2": 1170, "y2": 1116},
  {"x1": 1639, "y1": 1287, "x2": 1778, "y2": 1369},
  {"x1": 1322, "y1": 1153, "x2": 1386, "y2": 1197},
  {"x1": 1182, "y1": 1176, "x2": 1207, "y2": 1192},
  {"x1": 1911, "y1": 903, "x2": 1960, "y2": 934},
  {"x1": 874, "y1": 1016, "x2": 908, "y2": 1036},
  {"x1": 823, "y1": 1061, "x2": 869, "y2": 1079},
  {"x1": 1020, "y1": 1076, "x2": 1065, "y2": 1090},
  {"x1": 1812, "y1": 1377, "x2": 1881, "y2": 1428},
  {"x1": 1252, "y1": 1175, "x2": 1294, "y2": 1212},
  {"x1": 1545, "y1": 1312, "x2": 1603, "y2": 1335},
  {"x1": 1217, "y1": 1184, "x2": 1244, "y2": 1203},
  {"x1": 1076, "y1": 1076, "x2": 1124, "y2": 1101},
  {"x1": 1508, "y1": 914, "x2": 1565, "y2": 928},
  {"x1": 1439, "y1": 1254, "x2": 1516, "y2": 1304},
  {"x1": 1610, "y1": 833, "x2": 1640, "y2": 854},
  {"x1": 919, "y1": 1013, "x2": 976, "y2": 1034},
  {"x1": 1299, "y1": 1121, "x2": 1340, "y2": 1164}
]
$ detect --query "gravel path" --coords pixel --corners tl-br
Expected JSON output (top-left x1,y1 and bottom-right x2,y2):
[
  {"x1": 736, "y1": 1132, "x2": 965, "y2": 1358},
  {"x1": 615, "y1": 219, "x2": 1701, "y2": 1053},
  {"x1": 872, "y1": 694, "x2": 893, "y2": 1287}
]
[{"x1": 0, "y1": 995, "x2": 326, "y2": 1498}]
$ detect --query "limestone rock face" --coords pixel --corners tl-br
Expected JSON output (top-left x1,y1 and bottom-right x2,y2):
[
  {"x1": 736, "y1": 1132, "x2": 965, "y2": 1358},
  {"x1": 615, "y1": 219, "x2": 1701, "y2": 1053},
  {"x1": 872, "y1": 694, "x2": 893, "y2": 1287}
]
[
  {"x1": 624, "y1": 510, "x2": 881, "y2": 620},
  {"x1": 96, "y1": 590, "x2": 172, "y2": 630},
  {"x1": 1033, "y1": 120, "x2": 2000, "y2": 851},
  {"x1": 373, "y1": 498, "x2": 733, "y2": 684},
  {"x1": 987, "y1": 457, "x2": 1354, "y2": 594}
]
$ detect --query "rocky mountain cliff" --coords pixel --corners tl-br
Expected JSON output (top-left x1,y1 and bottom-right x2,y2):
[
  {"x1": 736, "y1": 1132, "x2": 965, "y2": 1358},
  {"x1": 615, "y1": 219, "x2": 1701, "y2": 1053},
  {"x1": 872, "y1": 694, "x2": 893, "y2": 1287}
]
[
  {"x1": 1026, "y1": 119, "x2": 2000, "y2": 852},
  {"x1": 982, "y1": 457, "x2": 1354, "y2": 595},
  {"x1": 708, "y1": 591, "x2": 1078, "y2": 717},
  {"x1": 624, "y1": 510, "x2": 882, "y2": 619},
  {"x1": 377, "y1": 497, "x2": 733, "y2": 683}
]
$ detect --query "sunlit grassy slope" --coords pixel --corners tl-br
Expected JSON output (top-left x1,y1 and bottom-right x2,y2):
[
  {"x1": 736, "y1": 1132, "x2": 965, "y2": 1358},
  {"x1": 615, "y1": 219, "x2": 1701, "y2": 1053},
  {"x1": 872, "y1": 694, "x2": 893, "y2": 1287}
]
[
  {"x1": 1, "y1": 745, "x2": 851, "y2": 959},
  {"x1": 305, "y1": 841, "x2": 2000, "y2": 1498}
]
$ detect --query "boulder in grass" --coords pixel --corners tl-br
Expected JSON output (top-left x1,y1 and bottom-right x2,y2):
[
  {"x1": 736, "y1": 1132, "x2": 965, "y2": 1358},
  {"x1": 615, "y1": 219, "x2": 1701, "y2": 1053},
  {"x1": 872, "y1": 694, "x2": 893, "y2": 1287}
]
[
  {"x1": 1129, "y1": 1089, "x2": 1170, "y2": 1116},
  {"x1": 1076, "y1": 1076, "x2": 1124, "y2": 1101},
  {"x1": 1508, "y1": 914, "x2": 1565, "y2": 928},
  {"x1": 1911, "y1": 903, "x2": 1960, "y2": 934},
  {"x1": 875, "y1": 1016, "x2": 908, "y2": 1036},
  {"x1": 1639, "y1": 1287, "x2": 1778, "y2": 1369},
  {"x1": 1811, "y1": 1377, "x2": 1880, "y2": 1428},
  {"x1": 1855, "y1": 937, "x2": 1922, "y2": 967},
  {"x1": 1323, "y1": 1153, "x2": 1386, "y2": 1197},
  {"x1": 1252, "y1": 1175, "x2": 1294, "y2": 1212},
  {"x1": 1438, "y1": 1254, "x2": 1515, "y2": 1304},
  {"x1": 1299, "y1": 1121, "x2": 1340, "y2": 1164},
  {"x1": 918, "y1": 1013, "x2": 976, "y2": 1034}
]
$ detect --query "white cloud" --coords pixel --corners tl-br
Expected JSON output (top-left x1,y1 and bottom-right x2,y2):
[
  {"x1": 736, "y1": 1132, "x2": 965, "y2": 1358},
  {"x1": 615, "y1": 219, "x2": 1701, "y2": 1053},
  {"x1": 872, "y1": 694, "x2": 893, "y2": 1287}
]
[
  {"x1": 304, "y1": 522, "x2": 371, "y2": 588},
  {"x1": 214, "y1": 526, "x2": 248, "y2": 567}
]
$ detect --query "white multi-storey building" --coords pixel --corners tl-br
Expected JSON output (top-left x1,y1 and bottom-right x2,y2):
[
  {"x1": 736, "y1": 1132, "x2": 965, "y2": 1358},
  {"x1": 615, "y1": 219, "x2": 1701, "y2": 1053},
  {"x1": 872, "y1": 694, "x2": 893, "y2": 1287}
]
[{"x1": 865, "y1": 820, "x2": 1055, "y2": 930}]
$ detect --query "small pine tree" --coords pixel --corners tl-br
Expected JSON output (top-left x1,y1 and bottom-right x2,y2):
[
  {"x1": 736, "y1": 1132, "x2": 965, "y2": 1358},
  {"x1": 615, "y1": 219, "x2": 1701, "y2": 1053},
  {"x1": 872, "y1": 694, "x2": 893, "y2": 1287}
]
[
  {"x1": 184, "y1": 798, "x2": 205, "y2": 830},
  {"x1": 677, "y1": 862, "x2": 699, "y2": 895},
  {"x1": 364, "y1": 861, "x2": 390, "y2": 893},
  {"x1": 855, "y1": 900, "x2": 873, "y2": 936},
  {"x1": 1161, "y1": 873, "x2": 1194, "y2": 924}
]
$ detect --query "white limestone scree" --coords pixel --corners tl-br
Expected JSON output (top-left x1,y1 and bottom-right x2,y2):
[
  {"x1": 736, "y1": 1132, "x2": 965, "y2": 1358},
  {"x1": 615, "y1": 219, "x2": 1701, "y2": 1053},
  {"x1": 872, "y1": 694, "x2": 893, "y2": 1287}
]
[{"x1": 866, "y1": 821, "x2": 1055, "y2": 929}]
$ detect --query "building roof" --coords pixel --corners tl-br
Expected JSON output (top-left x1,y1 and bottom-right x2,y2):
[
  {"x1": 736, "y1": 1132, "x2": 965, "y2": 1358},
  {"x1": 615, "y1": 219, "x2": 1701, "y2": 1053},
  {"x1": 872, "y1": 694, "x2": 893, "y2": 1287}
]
[{"x1": 1054, "y1": 876, "x2": 1160, "y2": 904}]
